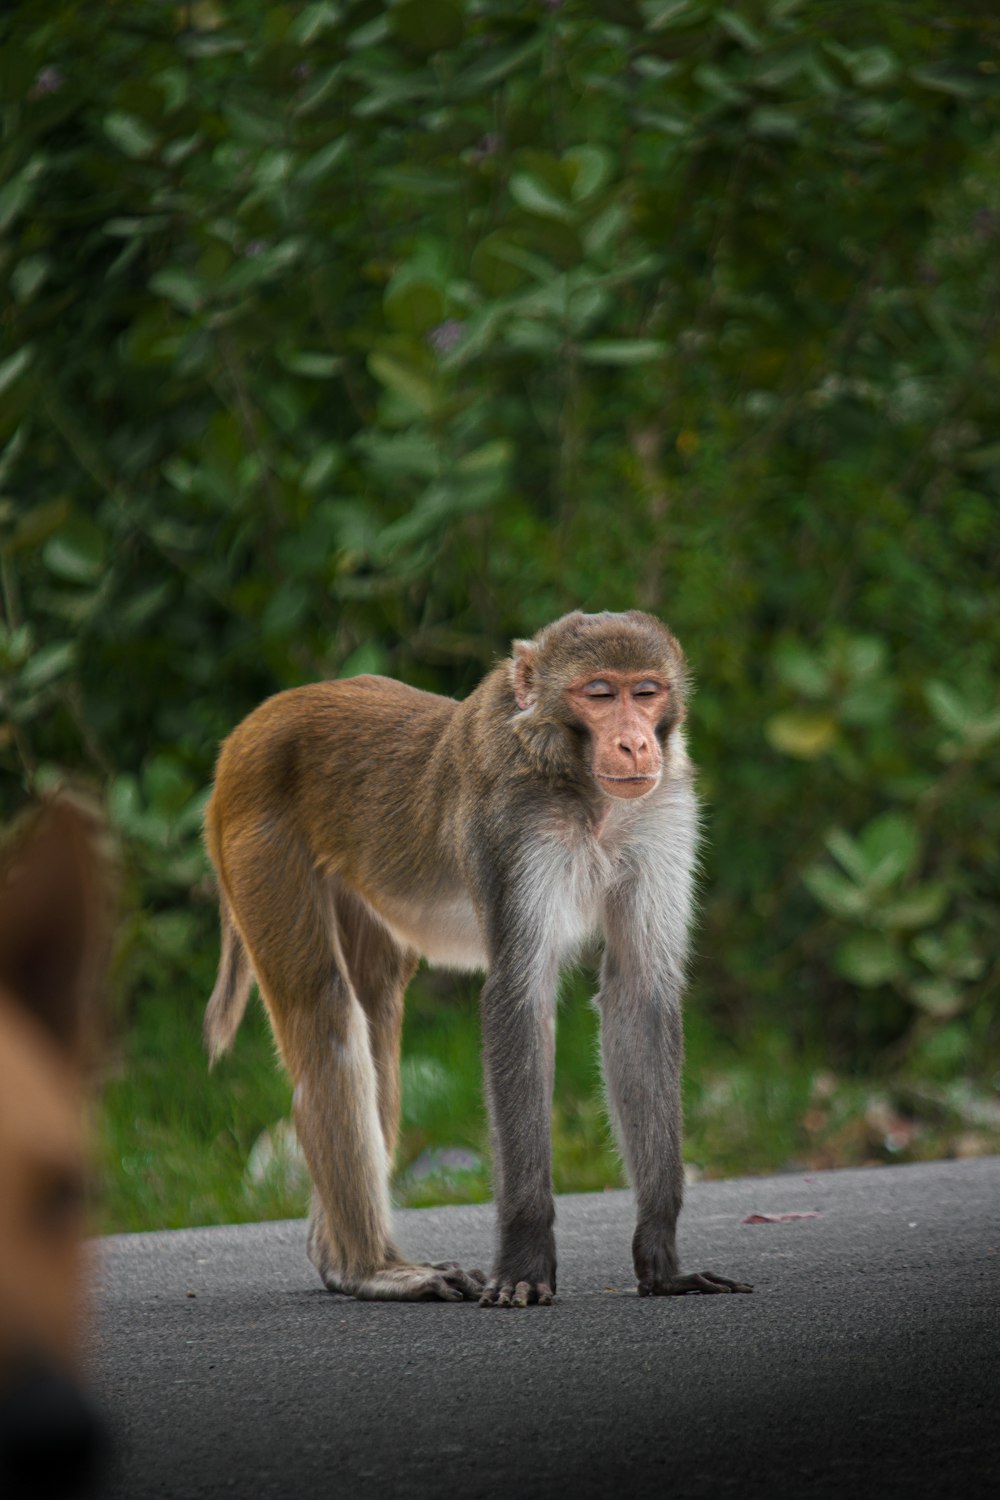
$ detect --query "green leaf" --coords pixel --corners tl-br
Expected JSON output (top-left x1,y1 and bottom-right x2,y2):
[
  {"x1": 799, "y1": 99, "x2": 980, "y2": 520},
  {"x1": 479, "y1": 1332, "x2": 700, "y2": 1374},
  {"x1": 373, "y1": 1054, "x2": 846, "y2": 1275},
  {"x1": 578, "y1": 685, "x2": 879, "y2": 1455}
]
[
  {"x1": 510, "y1": 174, "x2": 576, "y2": 223},
  {"x1": 717, "y1": 9, "x2": 762, "y2": 51},
  {"x1": 453, "y1": 34, "x2": 544, "y2": 94},
  {"x1": 261, "y1": 580, "x2": 309, "y2": 638},
  {"x1": 144, "y1": 755, "x2": 196, "y2": 816},
  {"x1": 565, "y1": 146, "x2": 613, "y2": 203},
  {"x1": 338, "y1": 642, "x2": 389, "y2": 678},
  {"x1": 772, "y1": 641, "x2": 830, "y2": 698},
  {"x1": 912, "y1": 925, "x2": 985, "y2": 981},
  {"x1": 149, "y1": 268, "x2": 203, "y2": 314},
  {"x1": 906, "y1": 977, "x2": 964, "y2": 1018},
  {"x1": 280, "y1": 351, "x2": 343, "y2": 378},
  {"x1": 835, "y1": 933, "x2": 904, "y2": 988},
  {"x1": 471, "y1": 234, "x2": 553, "y2": 295},
  {"x1": 367, "y1": 353, "x2": 437, "y2": 415},
  {"x1": 224, "y1": 103, "x2": 282, "y2": 145},
  {"x1": 107, "y1": 775, "x2": 141, "y2": 834},
  {"x1": 910, "y1": 65, "x2": 979, "y2": 99},
  {"x1": 824, "y1": 829, "x2": 869, "y2": 885},
  {"x1": 9, "y1": 498, "x2": 71, "y2": 554},
  {"x1": 11, "y1": 255, "x2": 51, "y2": 303},
  {"x1": 877, "y1": 885, "x2": 948, "y2": 931},
  {"x1": 765, "y1": 711, "x2": 837, "y2": 758},
  {"x1": 297, "y1": 136, "x2": 351, "y2": 185},
  {"x1": 748, "y1": 108, "x2": 799, "y2": 140},
  {"x1": 290, "y1": 2, "x2": 342, "y2": 46},
  {"x1": 843, "y1": 635, "x2": 888, "y2": 679},
  {"x1": 0, "y1": 346, "x2": 34, "y2": 399},
  {"x1": 302, "y1": 446, "x2": 343, "y2": 491},
  {"x1": 0, "y1": 173, "x2": 32, "y2": 234},
  {"x1": 850, "y1": 47, "x2": 898, "y2": 87},
  {"x1": 455, "y1": 441, "x2": 512, "y2": 475},
  {"x1": 641, "y1": 1, "x2": 708, "y2": 31},
  {"x1": 925, "y1": 680, "x2": 974, "y2": 735},
  {"x1": 43, "y1": 518, "x2": 106, "y2": 583},
  {"x1": 147, "y1": 910, "x2": 198, "y2": 958},
  {"x1": 104, "y1": 111, "x2": 158, "y2": 158},
  {"x1": 858, "y1": 812, "x2": 920, "y2": 886},
  {"x1": 803, "y1": 865, "x2": 868, "y2": 920},
  {"x1": 384, "y1": 272, "x2": 446, "y2": 335},
  {"x1": 839, "y1": 680, "x2": 897, "y2": 727},
  {"x1": 579, "y1": 339, "x2": 668, "y2": 366},
  {"x1": 19, "y1": 640, "x2": 76, "y2": 690}
]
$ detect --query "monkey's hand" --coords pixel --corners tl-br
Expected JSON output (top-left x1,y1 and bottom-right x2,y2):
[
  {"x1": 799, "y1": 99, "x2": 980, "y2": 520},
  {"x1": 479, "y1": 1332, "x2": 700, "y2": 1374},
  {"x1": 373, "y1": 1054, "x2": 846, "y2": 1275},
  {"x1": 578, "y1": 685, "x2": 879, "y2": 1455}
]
[
  {"x1": 633, "y1": 1222, "x2": 752, "y2": 1295},
  {"x1": 319, "y1": 1260, "x2": 487, "y2": 1301},
  {"x1": 638, "y1": 1271, "x2": 753, "y2": 1296},
  {"x1": 479, "y1": 1277, "x2": 555, "y2": 1308}
]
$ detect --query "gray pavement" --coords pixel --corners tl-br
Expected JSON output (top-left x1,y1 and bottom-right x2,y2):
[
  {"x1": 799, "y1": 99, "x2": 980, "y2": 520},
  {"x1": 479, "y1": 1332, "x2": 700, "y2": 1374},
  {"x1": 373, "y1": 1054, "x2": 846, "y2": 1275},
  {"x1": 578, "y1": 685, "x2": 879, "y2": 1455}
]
[{"x1": 91, "y1": 1157, "x2": 1000, "y2": 1499}]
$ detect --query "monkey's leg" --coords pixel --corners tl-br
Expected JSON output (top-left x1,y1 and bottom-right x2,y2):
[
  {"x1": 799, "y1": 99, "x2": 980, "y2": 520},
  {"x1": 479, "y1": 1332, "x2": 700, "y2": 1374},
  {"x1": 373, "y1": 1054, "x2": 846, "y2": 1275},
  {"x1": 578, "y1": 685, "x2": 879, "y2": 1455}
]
[
  {"x1": 335, "y1": 889, "x2": 486, "y2": 1296},
  {"x1": 478, "y1": 963, "x2": 558, "y2": 1308},
  {"x1": 335, "y1": 888, "x2": 416, "y2": 1165},
  {"x1": 225, "y1": 851, "x2": 480, "y2": 1302},
  {"x1": 598, "y1": 898, "x2": 752, "y2": 1298}
]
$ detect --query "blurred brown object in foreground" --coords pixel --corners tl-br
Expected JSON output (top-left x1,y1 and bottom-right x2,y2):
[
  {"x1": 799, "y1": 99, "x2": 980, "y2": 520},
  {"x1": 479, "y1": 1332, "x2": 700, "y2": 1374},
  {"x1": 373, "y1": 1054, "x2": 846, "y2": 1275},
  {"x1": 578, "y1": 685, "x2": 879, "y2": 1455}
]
[{"x1": 0, "y1": 794, "x2": 115, "y2": 1499}]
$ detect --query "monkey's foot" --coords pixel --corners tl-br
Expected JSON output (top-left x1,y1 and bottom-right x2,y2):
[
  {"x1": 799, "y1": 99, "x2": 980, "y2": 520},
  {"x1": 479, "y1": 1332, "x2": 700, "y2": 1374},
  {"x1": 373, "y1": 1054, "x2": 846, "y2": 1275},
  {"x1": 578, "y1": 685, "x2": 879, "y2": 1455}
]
[
  {"x1": 320, "y1": 1261, "x2": 487, "y2": 1302},
  {"x1": 479, "y1": 1278, "x2": 555, "y2": 1308},
  {"x1": 638, "y1": 1271, "x2": 753, "y2": 1297}
]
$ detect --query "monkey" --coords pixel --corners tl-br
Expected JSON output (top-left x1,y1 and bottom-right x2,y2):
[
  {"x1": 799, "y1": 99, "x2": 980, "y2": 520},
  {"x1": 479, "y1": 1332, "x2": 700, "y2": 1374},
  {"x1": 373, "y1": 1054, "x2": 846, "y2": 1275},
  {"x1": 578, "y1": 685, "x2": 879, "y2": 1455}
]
[
  {"x1": 204, "y1": 610, "x2": 752, "y2": 1306},
  {"x1": 0, "y1": 796, "x2": 114, "y2": 1494}
]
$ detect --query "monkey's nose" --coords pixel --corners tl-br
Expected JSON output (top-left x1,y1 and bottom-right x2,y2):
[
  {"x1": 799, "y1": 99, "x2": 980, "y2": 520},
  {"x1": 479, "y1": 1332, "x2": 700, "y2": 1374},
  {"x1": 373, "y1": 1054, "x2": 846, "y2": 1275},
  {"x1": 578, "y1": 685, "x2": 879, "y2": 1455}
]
[{"x1": 616, "y1": 734, "x2": 647, "y2": 758}]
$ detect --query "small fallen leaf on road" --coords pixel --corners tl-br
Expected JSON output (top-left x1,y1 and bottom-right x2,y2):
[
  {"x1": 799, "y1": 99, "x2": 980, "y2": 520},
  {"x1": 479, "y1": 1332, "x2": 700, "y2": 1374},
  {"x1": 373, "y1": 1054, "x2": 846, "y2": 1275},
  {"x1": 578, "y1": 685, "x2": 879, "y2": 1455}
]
[{"x1": 742, "y1": 1211, "x2": 821, "y2": 1225}]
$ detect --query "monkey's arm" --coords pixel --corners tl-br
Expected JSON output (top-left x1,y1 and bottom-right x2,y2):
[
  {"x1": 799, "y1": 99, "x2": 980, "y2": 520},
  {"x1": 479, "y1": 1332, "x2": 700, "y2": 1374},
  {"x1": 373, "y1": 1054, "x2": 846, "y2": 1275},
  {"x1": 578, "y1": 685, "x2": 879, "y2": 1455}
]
[
  {"x1": 472, "y1": 857, "x2": 559, "y2": 1308},
  {"x1": 599, "y1": 874, "x2": 752, "y2": 1298}
]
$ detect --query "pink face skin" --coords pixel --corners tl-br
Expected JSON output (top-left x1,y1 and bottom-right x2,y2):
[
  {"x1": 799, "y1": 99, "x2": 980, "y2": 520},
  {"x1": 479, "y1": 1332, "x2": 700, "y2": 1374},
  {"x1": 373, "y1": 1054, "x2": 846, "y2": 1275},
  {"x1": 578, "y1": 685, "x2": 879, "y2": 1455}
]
[{"x1": 566, "y1": 671, "x2": 671, "y2": 799}]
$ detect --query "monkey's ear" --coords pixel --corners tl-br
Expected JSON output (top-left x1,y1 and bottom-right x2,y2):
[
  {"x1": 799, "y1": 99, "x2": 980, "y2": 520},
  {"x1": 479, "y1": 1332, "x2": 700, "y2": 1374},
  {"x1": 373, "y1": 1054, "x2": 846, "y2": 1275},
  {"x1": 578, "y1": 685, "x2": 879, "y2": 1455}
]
[
  {"x1": 0, "y1": 796, "x2": 113, "y2": 1069},
  {"x1": 511, "y1": 641, "x2": 538, "y2": 711}
]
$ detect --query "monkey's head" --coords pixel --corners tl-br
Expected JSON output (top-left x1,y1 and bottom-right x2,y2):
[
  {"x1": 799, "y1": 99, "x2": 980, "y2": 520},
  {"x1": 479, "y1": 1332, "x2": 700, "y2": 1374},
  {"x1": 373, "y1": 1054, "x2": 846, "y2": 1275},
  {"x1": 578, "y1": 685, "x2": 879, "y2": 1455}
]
[{"x1": 510, "y1": 611, "x2": 689, "y2": 799}]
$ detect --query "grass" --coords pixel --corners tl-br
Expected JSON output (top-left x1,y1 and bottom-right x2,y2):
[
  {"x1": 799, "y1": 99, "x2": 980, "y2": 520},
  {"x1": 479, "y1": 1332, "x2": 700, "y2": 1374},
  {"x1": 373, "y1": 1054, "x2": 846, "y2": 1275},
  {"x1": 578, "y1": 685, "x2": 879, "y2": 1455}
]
[{"x1": 94, "y1": 966, "x2": 1000, "y2": 1236}]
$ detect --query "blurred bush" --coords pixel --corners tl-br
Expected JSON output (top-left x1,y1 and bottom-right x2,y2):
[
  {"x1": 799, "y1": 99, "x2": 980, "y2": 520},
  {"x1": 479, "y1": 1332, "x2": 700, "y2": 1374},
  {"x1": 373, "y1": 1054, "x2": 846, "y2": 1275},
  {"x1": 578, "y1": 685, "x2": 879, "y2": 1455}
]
[{"x1": 1, "y1": 0, "x2": 998, "y2": 1092}]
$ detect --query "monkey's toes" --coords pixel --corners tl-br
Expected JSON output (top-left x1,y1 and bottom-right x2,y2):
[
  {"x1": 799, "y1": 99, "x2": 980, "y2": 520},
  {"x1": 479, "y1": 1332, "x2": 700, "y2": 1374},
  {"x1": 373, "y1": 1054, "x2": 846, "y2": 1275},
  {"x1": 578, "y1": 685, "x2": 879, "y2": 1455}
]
[
  {"x1": 429, "y1": 1262, "x2": 487, "y2": 1299},
  {"x1": 479, "y1": 1279, "x2": 555, "y2": 1308},
  {"x1": 639, "y1": 1271, "x2": 753, "y2": 1296}
]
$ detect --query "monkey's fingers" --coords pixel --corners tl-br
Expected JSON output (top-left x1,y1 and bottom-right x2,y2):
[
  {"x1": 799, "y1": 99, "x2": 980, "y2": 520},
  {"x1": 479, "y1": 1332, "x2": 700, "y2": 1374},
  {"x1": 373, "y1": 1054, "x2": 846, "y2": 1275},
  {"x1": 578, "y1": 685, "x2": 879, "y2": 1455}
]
[
  {"x1": 512, "y1": 1280, "x2": 555, "y2": 1308},
  {"x1": 432, "y1": 1261, "x2": 487, "y2": 1286},
  {"x1": 420, "y1": 1275, "x2": 467, "y2": 1302},
  {"x1": 479, "y1": 1280, "x2": 555, "y2": 1308},
  {"x1": 640, "y1": 1271, "x2": 753, "y2": 1296},
  {"x1": 430, "y1": 1263, "x2": 488, "y2": 1299}
]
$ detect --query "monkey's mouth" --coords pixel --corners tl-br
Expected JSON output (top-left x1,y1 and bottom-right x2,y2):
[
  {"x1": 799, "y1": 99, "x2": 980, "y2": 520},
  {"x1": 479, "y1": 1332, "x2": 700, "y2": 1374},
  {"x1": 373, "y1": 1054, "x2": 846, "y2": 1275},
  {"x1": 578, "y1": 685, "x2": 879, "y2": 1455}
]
[{"x1": 596, "y1": 773, "x2": 660, "y2": 791}]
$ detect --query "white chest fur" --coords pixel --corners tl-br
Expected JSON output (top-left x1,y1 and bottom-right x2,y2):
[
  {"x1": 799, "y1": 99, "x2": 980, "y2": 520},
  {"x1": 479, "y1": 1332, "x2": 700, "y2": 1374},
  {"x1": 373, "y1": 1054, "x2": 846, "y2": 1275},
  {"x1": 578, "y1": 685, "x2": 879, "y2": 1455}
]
[{"x1": 364, "y1": 770, "x2": 697, "y2": 978}]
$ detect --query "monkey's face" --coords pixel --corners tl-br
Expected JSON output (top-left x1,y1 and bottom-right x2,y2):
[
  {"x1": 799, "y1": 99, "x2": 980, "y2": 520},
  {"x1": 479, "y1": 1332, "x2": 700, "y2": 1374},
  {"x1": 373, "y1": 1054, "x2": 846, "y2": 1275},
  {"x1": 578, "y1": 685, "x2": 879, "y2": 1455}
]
[
  {"x1": 0, "y1": 1002, "x2": 88, "y2": 1379},
  {"x1": 565, "y1": 671, "x2": 670, "y2": 799},
  {"x1": 511, "y1": 611, "x2": 689, "y2": 797}
]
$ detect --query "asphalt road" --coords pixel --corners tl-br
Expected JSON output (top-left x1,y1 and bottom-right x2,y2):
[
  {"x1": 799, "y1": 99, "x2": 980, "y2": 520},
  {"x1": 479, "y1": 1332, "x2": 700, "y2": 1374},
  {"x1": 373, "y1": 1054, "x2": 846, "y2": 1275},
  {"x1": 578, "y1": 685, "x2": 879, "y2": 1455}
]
[{"x1": 91, "y1": 1157, "x2": 999, "y2": 1499}]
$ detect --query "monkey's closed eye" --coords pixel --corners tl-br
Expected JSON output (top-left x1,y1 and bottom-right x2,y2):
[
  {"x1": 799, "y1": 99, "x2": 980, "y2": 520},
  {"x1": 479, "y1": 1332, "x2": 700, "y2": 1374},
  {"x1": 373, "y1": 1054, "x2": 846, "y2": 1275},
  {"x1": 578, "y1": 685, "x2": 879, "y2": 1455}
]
[
  {"x1": 634, "y1": 681, "x2": 665, "y2": 698},
  {"x1": 582, "y1": 681, "x2": 614, "y2": 697}
]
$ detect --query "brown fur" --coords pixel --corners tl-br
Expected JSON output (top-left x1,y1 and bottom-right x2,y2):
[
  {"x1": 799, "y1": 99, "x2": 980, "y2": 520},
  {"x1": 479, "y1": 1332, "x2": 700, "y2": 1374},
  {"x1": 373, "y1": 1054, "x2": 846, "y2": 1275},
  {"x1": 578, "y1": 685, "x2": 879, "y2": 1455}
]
[
  {"x1": 205, "y1": 611, "x2": 751, "y2": 1304},
  {"x1": 0, "y1": 796, "x2": 113, "y2": 1491}
]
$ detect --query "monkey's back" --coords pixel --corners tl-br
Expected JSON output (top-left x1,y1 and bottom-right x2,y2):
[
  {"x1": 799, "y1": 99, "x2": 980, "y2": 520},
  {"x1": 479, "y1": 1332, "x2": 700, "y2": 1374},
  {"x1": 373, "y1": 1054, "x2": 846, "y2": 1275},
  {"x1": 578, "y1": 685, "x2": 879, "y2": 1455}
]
[{"x1": 207, "y1": 675, "x2": 463, "y2": 900}]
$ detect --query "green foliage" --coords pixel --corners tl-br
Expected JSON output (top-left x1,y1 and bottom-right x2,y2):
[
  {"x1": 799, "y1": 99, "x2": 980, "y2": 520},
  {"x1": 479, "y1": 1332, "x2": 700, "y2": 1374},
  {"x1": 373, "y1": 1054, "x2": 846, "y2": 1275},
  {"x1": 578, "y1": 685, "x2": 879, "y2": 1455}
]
[{"x1": 1, "y1": 2, "x2": 999, "y2": 1227}]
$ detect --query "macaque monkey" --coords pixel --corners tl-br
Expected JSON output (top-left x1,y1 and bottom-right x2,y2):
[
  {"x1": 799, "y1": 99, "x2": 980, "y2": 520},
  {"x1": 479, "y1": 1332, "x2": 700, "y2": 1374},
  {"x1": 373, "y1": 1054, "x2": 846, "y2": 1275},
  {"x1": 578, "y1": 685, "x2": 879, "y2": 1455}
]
[
  {"x1": 205, "y1": 610, "x2": 751, "y2": 1306},
  {"x1": 0, "y1": 797, "x2": 113, "y2": 1492}
]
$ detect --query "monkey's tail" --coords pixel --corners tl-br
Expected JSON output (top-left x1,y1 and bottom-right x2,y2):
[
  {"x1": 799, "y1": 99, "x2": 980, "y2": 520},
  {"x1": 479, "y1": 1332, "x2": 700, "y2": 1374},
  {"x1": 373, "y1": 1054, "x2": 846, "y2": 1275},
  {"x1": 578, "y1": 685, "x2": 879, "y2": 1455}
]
[{"x1": 204, "y1": 887, "x2": 254, "y2": 1065}]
